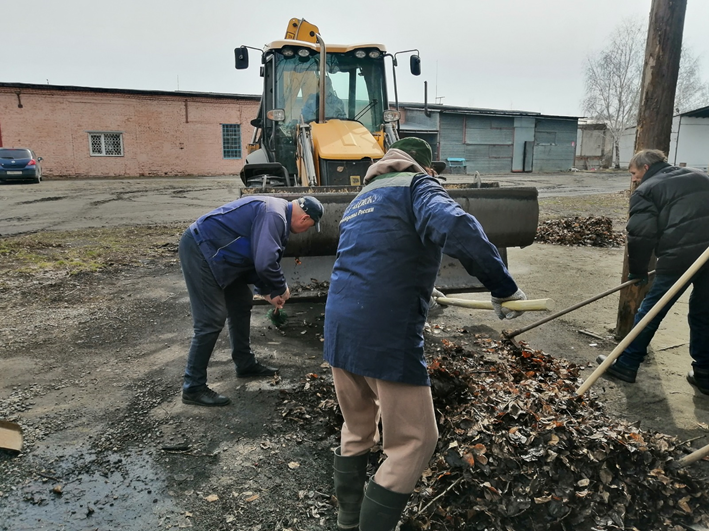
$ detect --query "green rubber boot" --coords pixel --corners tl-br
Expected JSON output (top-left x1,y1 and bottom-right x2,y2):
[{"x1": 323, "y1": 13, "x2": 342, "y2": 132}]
[
  {"x1": 333, "y1": 447, "x2": 369, "y2": 530},
  {"x1": 358, "y1": 479, "x2": 411, "y2": 531}
]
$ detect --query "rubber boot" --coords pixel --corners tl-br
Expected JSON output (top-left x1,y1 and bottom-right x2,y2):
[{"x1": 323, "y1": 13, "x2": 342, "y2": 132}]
[
  {"x1": 333, "y1": 447, "x2": 369, "y2": 530},
  {"x1": 358, "y1": 479, "x2": 411, "y2": 531}
]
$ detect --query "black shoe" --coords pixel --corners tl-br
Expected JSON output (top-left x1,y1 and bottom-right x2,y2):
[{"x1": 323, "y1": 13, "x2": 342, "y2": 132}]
[
  {"x1": 182, "y1": 387, "x2": 231, "y2": 407},
  {"x1": 236, "y1": 361, "x2": 279, "y2": 378},
  {"x1": 686, "y1": 370, "x2": 709, "y2": 395},
  {"x1": 596, "y1": 355, "x2": 637, "y2": 383}
]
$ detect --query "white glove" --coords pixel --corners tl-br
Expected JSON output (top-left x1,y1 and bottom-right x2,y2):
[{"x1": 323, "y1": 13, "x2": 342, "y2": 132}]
[
  {"x1": 429, "y1": 288, "x2": 445, "y2": 309},
  {"x1": 490, "y1": 288, "x2": 527, "y2": 320}
]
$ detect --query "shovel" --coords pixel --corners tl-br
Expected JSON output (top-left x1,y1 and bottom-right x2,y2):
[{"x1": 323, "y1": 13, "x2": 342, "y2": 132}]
[{"x1": 0, "y1": 420, "x2": 23, "y2": 452}]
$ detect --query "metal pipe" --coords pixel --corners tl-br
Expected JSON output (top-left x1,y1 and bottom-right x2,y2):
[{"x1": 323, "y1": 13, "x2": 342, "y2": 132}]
[
  {"x1": 673, "y1": 114, "x2": 682, "y2": 165},
  {"x1": 390, "y1": 54, "x2": 399, "y2": 111},
  {"x1": 316, "y1": 33, "x2": 326, "y2": 123},
  {"x1": 503, "y1": 271, "x2": 656, "y2": 340}
]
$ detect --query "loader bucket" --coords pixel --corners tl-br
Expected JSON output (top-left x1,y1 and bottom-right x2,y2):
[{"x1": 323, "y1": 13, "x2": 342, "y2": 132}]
[{"x1": 240, "y1": 184, "x2": 538, "y2": 297}]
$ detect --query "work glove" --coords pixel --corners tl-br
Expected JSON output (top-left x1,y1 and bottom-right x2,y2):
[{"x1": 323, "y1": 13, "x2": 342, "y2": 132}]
[
  {"x1": 429, "y1": 288, "x2": 445, "y2": 309},
  {"x1": 628, "y1": 273, "x2": 648, "y2": 287},
  {"x1": 491, "y1": 288, "x2": 527, "y2": 320}
]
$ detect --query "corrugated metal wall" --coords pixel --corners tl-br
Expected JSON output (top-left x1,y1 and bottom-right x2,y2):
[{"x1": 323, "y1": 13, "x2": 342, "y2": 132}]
[
  {"x1": 405, "y1": 108, "x2": 578, "y2": 174},
  {"x1": 532, "y1": 118, "x2": 577, "y2": 172},
  {"x1": 440, "y1": 115, "x2": 514, "y2": 173}
]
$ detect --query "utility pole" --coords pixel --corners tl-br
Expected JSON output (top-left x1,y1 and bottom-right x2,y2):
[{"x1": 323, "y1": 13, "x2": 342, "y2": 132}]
[{"x1": 615, "y1": 0, "x2": 687, "y2": 338}]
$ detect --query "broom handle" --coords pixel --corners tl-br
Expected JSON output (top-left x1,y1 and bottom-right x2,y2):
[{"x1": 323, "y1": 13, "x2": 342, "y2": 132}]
[{"x1": 577, "y1": 246, "x2": 709, "y2": 396}]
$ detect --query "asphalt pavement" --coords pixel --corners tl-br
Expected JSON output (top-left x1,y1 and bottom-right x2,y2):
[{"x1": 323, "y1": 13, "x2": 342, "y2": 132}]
[{"x1": 0, "y1": 171, "x2": 631, "y2": 236}]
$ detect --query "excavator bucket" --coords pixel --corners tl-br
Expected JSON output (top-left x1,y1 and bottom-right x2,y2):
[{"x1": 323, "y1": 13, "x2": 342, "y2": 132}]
[{"x1": 241, "y1": 183, "x2": 538, "y2": 298}]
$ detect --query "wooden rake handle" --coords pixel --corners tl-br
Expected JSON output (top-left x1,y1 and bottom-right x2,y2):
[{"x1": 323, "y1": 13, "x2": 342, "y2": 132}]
[
  {"x1": 435, "y1": 296, "x2": 555, "y2": 312},
  {"x1": 577, "y1": 245, "x2": 709, "y2": 396},
  {"x1": 676, "y1": 442, "x2": 709, "y2": 468}
]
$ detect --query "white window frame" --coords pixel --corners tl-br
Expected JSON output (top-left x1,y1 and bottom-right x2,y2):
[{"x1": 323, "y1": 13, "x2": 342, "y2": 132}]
[{"x1": 88, "y1": 132, "x2": 124, "y2": 157}]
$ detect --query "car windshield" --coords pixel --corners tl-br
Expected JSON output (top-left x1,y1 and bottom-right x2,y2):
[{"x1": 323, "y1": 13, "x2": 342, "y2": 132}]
[{"x1": 0, "y1": 149, "x2": 32, "y2": 159}]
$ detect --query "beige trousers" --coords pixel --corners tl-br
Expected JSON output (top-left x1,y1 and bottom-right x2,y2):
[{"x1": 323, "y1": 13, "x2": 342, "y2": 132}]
[{"x1": 332, "y1": 367, "x2": 439, "y2": 493}]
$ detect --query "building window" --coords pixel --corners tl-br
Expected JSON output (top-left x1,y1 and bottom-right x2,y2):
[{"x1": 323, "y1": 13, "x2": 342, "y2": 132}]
[
  {"x1": 89, "y1": 132, "x2": 124, "y2": 156},
  {"x1": 222, "y1": 124, "x2": 241, "y2": 159},
  {"x1": 536, "y1": 131, "x2": 557, "y2": 145}
]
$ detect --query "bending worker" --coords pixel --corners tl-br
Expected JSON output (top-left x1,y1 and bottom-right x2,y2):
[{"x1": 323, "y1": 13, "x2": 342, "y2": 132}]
[
  {"x1": 179, "y1": 195, "x2": 324, "y2": 407},
  {"x1": 323, "y1": 138, "x2": 527, "y2": 530},
  {"x1": 598, "y1": 149, "x2": 709, "y2": 394}
]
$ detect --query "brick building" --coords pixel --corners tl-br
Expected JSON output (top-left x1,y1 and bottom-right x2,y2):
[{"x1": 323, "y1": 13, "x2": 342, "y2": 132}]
[{"x1": 0, "y1": 83, "x2": 259, "y2": 178}]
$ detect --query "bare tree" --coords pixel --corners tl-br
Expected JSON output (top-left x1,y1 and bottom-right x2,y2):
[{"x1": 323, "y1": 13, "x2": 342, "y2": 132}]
[
  {"x1": 582, "y1": 20, "x2": 709, "y2": 168},
  {"x1": 582, "y1": 20, "x2": 644, "y2": 168},
  {"x1": 675, "y1": 47, "x2": 709, "y2": 113}
]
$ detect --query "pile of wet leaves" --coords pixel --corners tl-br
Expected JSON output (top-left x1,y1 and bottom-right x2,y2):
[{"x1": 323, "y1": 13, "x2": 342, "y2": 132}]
[
  {"x1": 535, "y1": 216, "x2": 625, "y2": 247},
  {"x1": 281, "y1": 335, "x2": 709, "y2": 531}
]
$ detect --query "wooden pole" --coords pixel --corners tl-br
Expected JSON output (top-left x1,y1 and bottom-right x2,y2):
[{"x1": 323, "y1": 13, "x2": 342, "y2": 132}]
[
  {"x1": 676, "y1": 442, "x2": 709, "y2": 468},
  {"x1": 578, "y1": 245, "x2": 709, "y2": 396},
  {"x1": 434, "y1": 297, "x2": 554, "y2": 312},
  {"x1": 615, "y1": 0, "x2": 687, "y2": 338}
]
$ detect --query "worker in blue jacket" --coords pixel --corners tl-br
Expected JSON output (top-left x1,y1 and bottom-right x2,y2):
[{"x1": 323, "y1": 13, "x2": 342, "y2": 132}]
[
  {"x1": 179, "y1": 195, "x2": 324, "y2": 407},
  {"x1": 323, "y1": 138, "x2": 527, "y2": 531}
]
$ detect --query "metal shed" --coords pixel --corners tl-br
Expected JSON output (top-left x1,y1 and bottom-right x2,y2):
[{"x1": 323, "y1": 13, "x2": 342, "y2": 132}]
[{"x1": 400, "y1": 104, "x2": 578, "y2": 174}]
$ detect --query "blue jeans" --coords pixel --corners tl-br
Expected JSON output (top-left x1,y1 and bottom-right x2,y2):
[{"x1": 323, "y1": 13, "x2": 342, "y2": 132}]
[
  {"x1": 617, "y1": 266, "x2": 709, "y2": 371},
  {"x1": 179, "y1": 229, "x2": 258, "y2": 393}
]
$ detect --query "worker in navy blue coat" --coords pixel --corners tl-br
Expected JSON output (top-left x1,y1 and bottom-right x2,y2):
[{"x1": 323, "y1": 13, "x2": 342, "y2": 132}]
[
  {"x1": 323, "y1": 138, "x2": 527, "y2": 531},
  {"x1": 179, "y1": 195, "x2": 324, "y2": 407}
]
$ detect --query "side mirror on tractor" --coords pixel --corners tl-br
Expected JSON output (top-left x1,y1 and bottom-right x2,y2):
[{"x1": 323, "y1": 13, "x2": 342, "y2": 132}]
[
  {"x1": 410, "y1": 55, "x2": 421, "y2": 76},
  {"x1": 235, "y1": 46, "x2": 249, "y2": 70}
]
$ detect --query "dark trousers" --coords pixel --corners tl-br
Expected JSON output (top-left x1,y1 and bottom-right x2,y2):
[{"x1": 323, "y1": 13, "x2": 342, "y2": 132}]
[
  {"x1": 618, "y1": 266, "x2": 709, "y2": 371},
  {"x1": 178, "y1": 229, "x2": 257, "y2": 393}
]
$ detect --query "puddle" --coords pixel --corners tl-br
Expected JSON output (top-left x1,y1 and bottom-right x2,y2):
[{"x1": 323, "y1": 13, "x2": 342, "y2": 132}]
[{"x1": 1, "y1": 447, "x2": 184, "y2": 531}]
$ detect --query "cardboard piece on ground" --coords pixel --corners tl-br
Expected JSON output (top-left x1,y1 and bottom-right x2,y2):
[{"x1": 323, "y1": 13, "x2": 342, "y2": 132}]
[{"x1": 0, "y1": 420, "x2": 23, "y2": 452}]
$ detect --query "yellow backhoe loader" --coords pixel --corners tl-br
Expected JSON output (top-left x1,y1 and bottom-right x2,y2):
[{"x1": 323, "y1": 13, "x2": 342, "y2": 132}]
[{"x1": 234, "y1": 18, "x2": 539, "y2": 297}]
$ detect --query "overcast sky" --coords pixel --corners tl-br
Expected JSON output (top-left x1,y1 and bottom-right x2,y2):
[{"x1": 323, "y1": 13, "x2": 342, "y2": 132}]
[{"x1": 6, "y1": 0, "x2": 709, "y2": 117}]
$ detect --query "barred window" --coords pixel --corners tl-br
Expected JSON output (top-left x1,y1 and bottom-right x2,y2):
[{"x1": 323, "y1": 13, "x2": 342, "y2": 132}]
[
  {"x1": 89, "y1": 132, "x2": 124, "y2": 156},
  {"x1": 222, "y1": 124, "x2": 241, "y2": 159}
]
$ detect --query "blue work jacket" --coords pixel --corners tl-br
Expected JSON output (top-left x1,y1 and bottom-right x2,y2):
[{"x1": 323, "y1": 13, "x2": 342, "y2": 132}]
[
  {"x1": 189, "y1": 196, "x2": 292, "y2": 297},
  {"x1": 323, "y1": 172, "x2": 518, "y2": 386}
]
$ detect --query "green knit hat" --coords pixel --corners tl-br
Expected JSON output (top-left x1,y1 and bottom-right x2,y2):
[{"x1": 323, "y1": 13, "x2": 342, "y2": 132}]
[{"x1": 389, "y1": 137, "x2": 432, "y2": 169}]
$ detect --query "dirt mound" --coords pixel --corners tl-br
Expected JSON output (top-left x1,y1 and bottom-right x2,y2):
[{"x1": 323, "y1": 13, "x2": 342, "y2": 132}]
[{"x1": 535, "y1": 217, "x2": 625, "y2": 247}]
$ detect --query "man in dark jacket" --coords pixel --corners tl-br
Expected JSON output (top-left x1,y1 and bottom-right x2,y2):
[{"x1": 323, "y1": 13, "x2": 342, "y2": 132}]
[
  {"x1": 599, "y1": 149, "x2": 709, "y2": 394},
  {"x1": 323, "y1": 138, "x2": 527, "y2": 531},
  {"x1": 179, "y1": 195, "x2": 324, "y2": 407}
]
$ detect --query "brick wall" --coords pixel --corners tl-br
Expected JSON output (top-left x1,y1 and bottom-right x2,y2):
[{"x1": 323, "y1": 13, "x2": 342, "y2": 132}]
[{"x1": 0, "y1": 85, "x2": 259, "y2": 178}]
